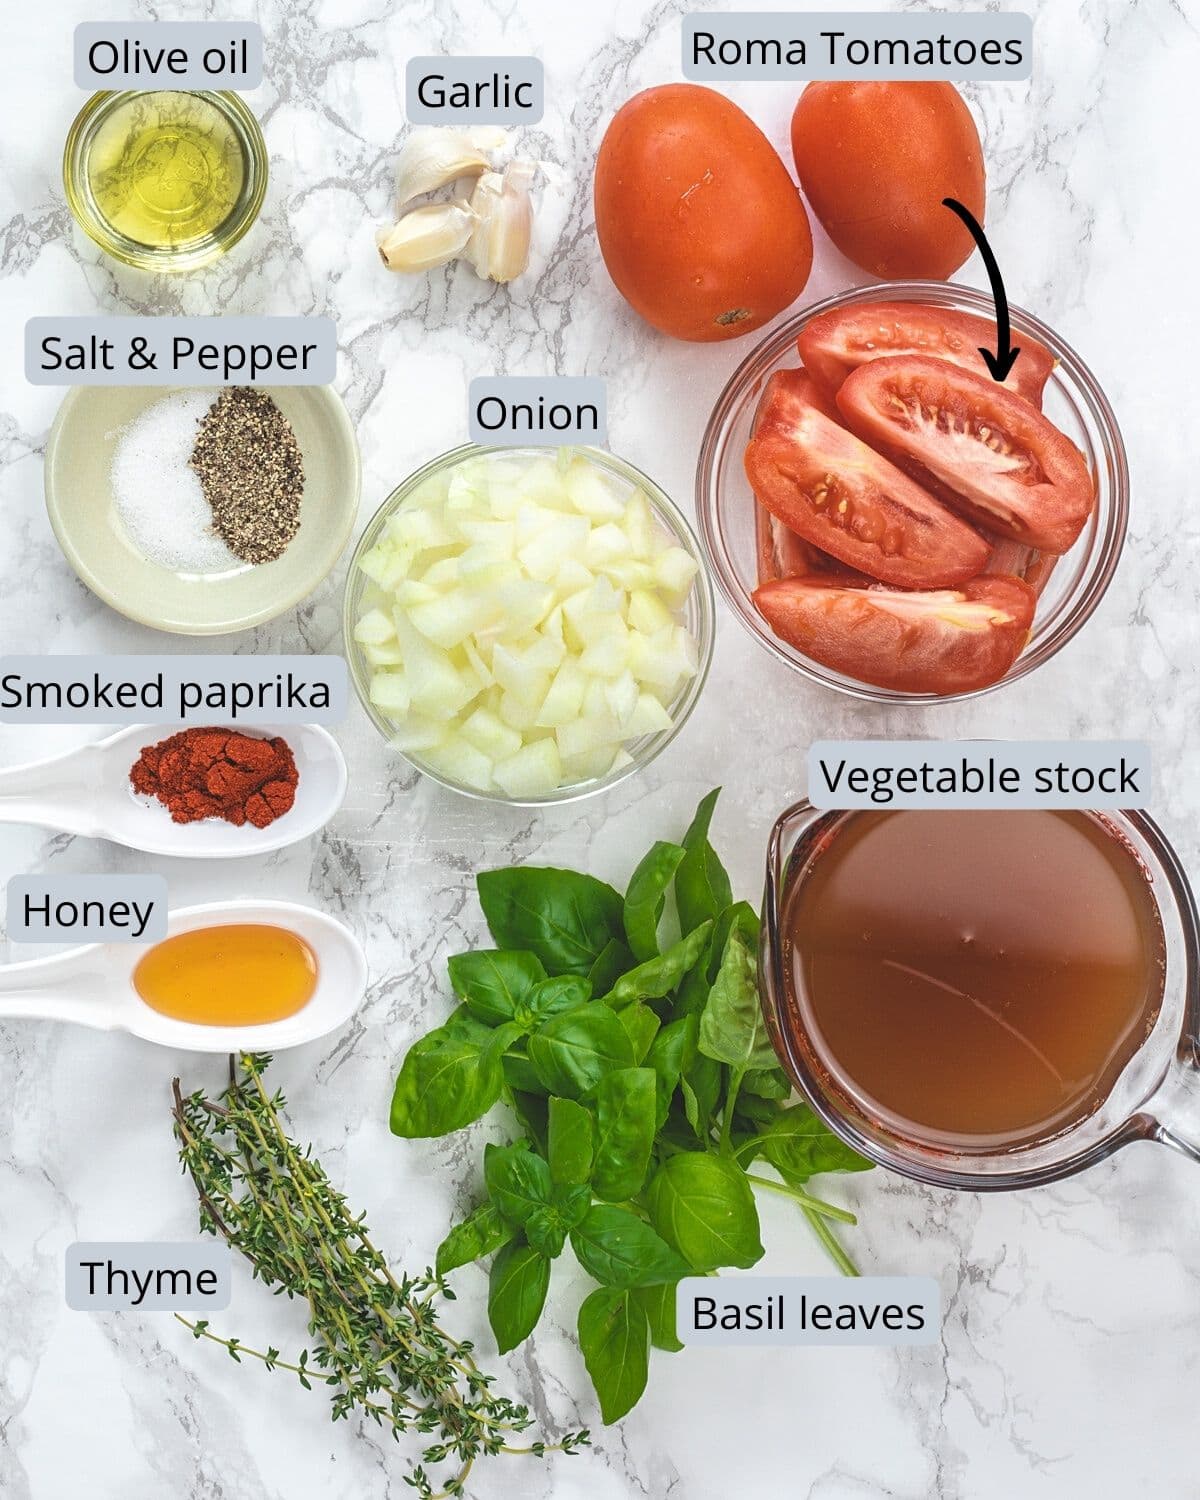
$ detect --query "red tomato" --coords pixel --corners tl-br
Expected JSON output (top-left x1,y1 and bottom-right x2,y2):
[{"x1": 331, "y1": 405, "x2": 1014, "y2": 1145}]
[
  {"x1": 753, "y1": 574, "x2": 1036, "y2": 694},
  {"x1": 837, "y1": 356, "x2": 1095, "y2": 554},
  {"x1": 790, "y1": 82, "x2": 984, "y2": 279},
  {"x1": 595, "y1": 85, "x2": 813, "y2": 341},
  {"x1": 798, "y1": 303, "x2": 1055, "y2": 408},
  {"x1": 981, "y1": 536, "x2": 1058, "y2": 598},
  {"x1": 745, "y1": 370, "x2": 991, "y2": 588},
  {"x1": 754, "y1": 370, "x2": 868, "y2": 583}
]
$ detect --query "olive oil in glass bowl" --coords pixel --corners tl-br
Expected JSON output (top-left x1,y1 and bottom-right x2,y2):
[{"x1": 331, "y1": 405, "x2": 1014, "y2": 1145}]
[{"x1": 63, "y1": 90, "x2": 268, "y2": 272}]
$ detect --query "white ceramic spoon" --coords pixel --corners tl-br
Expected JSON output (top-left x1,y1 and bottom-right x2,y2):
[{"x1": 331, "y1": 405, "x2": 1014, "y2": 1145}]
[
  {"x1": 0, "y1": 900, "x2": 368, "y2": 1053},
  {"x1": 0, "y1": 724, "x2": 347, "y2": 857}
]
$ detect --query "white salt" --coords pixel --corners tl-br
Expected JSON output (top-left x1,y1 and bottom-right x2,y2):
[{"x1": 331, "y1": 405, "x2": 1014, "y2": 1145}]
[{"x1": 111, "y1": 391, "x2": 244, "y2": 573}]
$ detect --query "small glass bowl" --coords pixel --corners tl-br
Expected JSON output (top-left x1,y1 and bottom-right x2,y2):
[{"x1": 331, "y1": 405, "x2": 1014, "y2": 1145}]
[
  {"x1": 63, "y1": 90, "x2": 268, "y2": 272},
  {"x1": 343, "y1": 444, "x2": 716, "y2": 806},
  {"x1": 696, "y1": 281, "x2": 1129, "y2": 704}
]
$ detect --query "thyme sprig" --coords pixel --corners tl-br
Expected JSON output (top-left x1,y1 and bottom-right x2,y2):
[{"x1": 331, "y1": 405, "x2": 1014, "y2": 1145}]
[{"x1": 171, "y1": 1053, "x2": 588, "y2": 1498}]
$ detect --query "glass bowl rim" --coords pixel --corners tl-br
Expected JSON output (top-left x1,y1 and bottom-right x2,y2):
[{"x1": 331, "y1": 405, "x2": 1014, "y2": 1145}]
[
  {"x1": 342, "y1": 441, "x2": 717, "y2": 807},
  {"x1": 695, "y1": 279, "x2": 1130, "y2": 706},
  {"x1": 62, "y1": 88, "x2": 269, "y2": 272}
]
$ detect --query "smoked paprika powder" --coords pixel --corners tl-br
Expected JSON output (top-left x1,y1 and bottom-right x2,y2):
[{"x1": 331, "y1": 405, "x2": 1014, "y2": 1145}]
[{"x1": 130, "y1": 728, "x2": 299, "y2": 829}]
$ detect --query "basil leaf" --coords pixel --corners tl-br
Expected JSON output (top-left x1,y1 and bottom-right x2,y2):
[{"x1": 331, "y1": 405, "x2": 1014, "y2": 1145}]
[
  {"x1": 645, "y1": 1152, "x2": 764, "y2": 1271},
  {"x1": 484, "y1": 1141, "x2": 554, "y2": 1226},
  {"x1": 525, "y1": 1206, "x2": 567, "y2": 1259},
  {"x1": 547, "y1": 1097, "x2": 594, "y2": 1186},
  {"x1": 390, "y1": 1023, "x2": 519, "y2": 1138},
  {"x1": 488, "y1": 1241, "x2": 550, "y2": 1353},
  {"x1": 647, "y1": 1017, "x2": 690, "y2": 1130},
  {"x1": 552, "y1": 1182, "x2": 593, "y2": 1231},
  {"x1": 477, "y1": 867, "x2": 624, "y2": 976},
  {"x1": 623, "y1": 841, "x2": 686, "y2": 961},
  {"x1": 616, "y1": 1002, "x2": 659, "y2": 1064},
  {"x1": 441, "y1": 1005, "x2": 500, "y2": 1044},
  {"x1": 603, "y1": 920, "x2": 713, "y2": 1009},
  {"x1": 681, "y1": 1028, "x2": 722, "y2": 1142},
  {"x1": 588, "y1": 936, "x2": 634, "y2": 996},
  {"x1": 698, "y1": 928, "x2": 775, "y2": 1071},
  {"x1": 707, "y1": 901, "x2": 760, "y2": 979},
  {"x1": 760, "y1": 1105, "x2": 874, "y2": 1181},
  {"x1": 507, "y1": 1089, "x2": 549, "y2": 1153},
  {"x1": 741, "y1": 1065, "x2": 792, "y2": 1100},
  {"x1": 501, "y1": 1052, "x2": 543, "y2": 1095},
  {"x1": 527, "y1": 1004, "x2": 635, "y2": 1098},
  {"x1": 578, "y1": 1287, "x2": 649, "y2": 1424},
  {"x1": 591, "y1": 1067, "x2": 656, "y2": 1203},
  {"x1": 448, "y1": 950, "x2": 547, "y2": 1025},
  {"x1": 671, "y1": 960, "x2": 711, "y2": 1020},
  {"x1": 436, "y1": 1203, "x2": 513, "y2": 1277},
  {"x1": 523, "y1": 975, "x2": 591, "y2": 1027},
  {"x1": 675, "y1": 790, "x2": 733, "y2": 936},
  {"x1": 634, "y1": 1282, "x2": 683, "y2": 1353},
  {"x1": 570, "y1": 1205, "x2": 688, "y2": 1288}
]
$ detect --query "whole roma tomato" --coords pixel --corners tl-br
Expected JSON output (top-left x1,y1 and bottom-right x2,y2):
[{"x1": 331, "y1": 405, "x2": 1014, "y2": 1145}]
[
  {"x1": 753, "y1": 574, "x2": 1036, "y2": 695},
  {"x1": 790, "y1": 83, "x2": 984, "y2": 279},
  {"x1": 745, "y1": 369, "x2": 991, "y2": 589},
  {"x1": 836, "y1": 356, "x2": 1095, "y2": 553},
  {"x1": 595, "y1": 85, "x2": 813, "y2": 341}
]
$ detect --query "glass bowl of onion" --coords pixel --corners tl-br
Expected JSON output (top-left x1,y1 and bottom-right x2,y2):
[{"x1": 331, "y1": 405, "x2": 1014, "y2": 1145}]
[
  {"x1": 343, "y1": 444, "x2": 715, "y2": 804},
  {"x1": 695, "y1": 281, "x2": 1129, "y2": 704}
]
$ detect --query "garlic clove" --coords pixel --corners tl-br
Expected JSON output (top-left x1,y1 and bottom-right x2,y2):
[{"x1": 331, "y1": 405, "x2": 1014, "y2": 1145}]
[
  {"x1": 394, "y1": 126, "x2": 510, "y2": 212},
  {"x1": 465, "y1": 171, "x2": 503, "y2": 279},
  {"x1": 377, "y1": 203, "x2": 477, "y2": 273},
  {"x1": 466, "y1": 160, "x2": 536, "y2": 283}
]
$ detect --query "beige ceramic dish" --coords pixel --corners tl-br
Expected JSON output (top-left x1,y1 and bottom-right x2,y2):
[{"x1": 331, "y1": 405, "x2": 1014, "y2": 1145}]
[{"x1": 45, "y1": 385, "x2": 360, "y2": 635}]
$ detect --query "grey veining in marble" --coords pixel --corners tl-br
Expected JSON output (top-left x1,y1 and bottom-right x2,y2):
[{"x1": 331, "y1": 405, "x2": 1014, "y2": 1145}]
[{"x1": 1, "y1": 0, "x2": 1198, "y2": 1496}]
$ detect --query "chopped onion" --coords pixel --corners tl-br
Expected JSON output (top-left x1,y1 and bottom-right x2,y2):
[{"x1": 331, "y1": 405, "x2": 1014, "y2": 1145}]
[{"x1": 352, "y1": 451, "x2": 700, "y2": 796}]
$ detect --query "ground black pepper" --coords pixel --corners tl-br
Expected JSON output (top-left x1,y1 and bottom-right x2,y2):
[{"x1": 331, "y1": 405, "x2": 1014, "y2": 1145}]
[{"x1": 190, "y1": 387, "x2": 304, "y2": 564}]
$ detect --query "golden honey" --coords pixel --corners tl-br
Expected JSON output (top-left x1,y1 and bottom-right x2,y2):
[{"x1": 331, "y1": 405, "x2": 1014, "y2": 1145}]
[{"x1": 134, "y1": 924, "x2": 318, "y2": 1027}]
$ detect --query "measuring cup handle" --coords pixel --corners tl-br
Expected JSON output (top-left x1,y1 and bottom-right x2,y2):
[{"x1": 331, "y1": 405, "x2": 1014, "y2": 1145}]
[{"x1": 1143, "y1": 1050, "x2": 1200, "y2": 1166}]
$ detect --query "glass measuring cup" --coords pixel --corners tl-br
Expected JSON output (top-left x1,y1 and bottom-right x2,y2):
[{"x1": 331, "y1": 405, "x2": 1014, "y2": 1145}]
[{"x1": 760, "y1": 800, "x2": 1200, "y2": 1190}]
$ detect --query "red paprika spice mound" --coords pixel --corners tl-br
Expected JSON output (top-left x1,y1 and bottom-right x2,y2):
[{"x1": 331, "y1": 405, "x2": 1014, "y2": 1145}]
[{"x1": 130, "y1": 728, "x2": 299, "y2": 829}]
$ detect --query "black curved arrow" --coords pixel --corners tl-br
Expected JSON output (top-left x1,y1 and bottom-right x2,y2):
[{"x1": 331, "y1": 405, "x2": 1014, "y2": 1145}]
[{"x1": 942, "y1": 197, "x2": 1020, "y2": 382}]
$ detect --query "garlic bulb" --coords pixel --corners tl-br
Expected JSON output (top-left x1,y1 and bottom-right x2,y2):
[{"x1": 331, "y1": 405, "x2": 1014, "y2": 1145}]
[
  {"x1": 466, "y1": 160, "x2": 536, "y2": 283},
  {"x1": 376, "y1": 203, "x2": 476, "y2": 272},
  {"x1": 394, "y1": 126, "x2": 509, "y2": 211}
]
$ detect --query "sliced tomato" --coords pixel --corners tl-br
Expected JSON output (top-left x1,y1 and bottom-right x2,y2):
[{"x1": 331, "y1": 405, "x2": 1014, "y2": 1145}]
[
  {"x1": 753, "y1": 573, "x2": 1036, "y2": 695},
  {"x1": 756, "y1": 505, "x2": 872, "y2": 584},
  {"x1": 752, "y1": 367, "x2": 842, "y2": 436},
  {"x1": 798, "y1": 303, "x2": 1055, "y2": 407},
  {"x1": 745, "y1": 371, "x2": 991, "y2": 589},
  {"x1": 980, "y1": 535, "x2": 1058, "y2": 598},
  {"x1": 753, "y1": 368, "x2": 858, "y2": 582},
  {"x1": 837, "y1": 356, "x2": 1095, "y2": 554}
]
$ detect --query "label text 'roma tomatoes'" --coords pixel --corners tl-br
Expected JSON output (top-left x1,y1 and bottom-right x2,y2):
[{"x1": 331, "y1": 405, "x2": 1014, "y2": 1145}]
[
  {"x1": 594, "y1": 85, "x2": 813, "y2": 342},
  {"x1": 752, "y1": 574, "x2": 1036, "y2": 695},
  {"x1": 745, "y1": 370, "x2": 991, "y2": 589},
  {"x1": 797, "y1": 302, "x2": 1055, "y2": 408},
  {"x1": 836, "y1": 356, "x2": 1095, "y2": 553}
]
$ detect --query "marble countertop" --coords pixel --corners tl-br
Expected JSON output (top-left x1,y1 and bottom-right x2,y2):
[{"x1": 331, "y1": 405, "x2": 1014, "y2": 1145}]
[{"x1": 2, "y1": 0, "x2": 1197, "y2": 1496}]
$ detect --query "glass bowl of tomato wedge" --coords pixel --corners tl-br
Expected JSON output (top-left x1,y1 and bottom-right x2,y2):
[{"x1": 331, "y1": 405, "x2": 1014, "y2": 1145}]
[{"x1": 696, "y1": 282, "x2": 1128, "y2": 702}]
